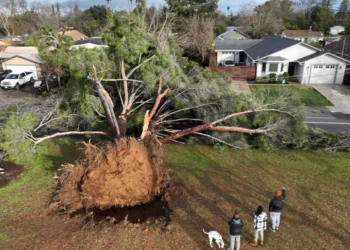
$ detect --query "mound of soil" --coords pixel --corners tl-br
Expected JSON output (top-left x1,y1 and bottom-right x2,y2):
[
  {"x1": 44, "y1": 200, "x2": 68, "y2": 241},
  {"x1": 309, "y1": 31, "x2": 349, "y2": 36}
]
[
  {"x1": 0, "y1": 161, "x2": 24, "y2": 188},
  {"x1": 56, "y1": 137, "x2": 163, "y2": 212}
]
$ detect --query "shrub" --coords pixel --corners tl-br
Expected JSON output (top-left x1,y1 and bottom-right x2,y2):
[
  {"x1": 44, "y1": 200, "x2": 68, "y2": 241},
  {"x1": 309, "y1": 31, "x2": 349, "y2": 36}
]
[{"x1": 269, "y1": 73, "x2": 277, "y2": 83}]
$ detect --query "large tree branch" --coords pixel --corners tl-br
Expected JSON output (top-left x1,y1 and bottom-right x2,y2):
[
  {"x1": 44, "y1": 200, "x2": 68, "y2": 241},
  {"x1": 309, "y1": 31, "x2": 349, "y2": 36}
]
[
  {"x1": 87, "y1": 66, "x2": 120, "y2": 139},
  {"x1": 140, "y1": 76, "x2": 170, "y2": 139},
  {"x1": 159, "y1": 123, "x2": 271, "y2": 143},
  {"x1": 28, "y1": 131, "x2": 108, "y2": 145},
  {"x1": 120, "y1": 58, "x2": 129, "y2": 116}
]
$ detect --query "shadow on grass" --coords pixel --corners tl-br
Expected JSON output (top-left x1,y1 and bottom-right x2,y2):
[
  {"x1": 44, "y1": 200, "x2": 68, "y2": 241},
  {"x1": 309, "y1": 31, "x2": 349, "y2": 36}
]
[{"x1": 41, "y1": 139, "x2": 85, "y2": 173}]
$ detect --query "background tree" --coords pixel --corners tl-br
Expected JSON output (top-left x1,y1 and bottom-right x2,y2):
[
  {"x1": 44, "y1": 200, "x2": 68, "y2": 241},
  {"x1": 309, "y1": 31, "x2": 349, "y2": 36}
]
[
  {"x1": 166, "y1": 0, "x2": 219, "y2": 17},
  {"x1": 80, "y1": 5, "x2": 109, "y2": 37},
  {"x1": 310, "y1": 6, "x2": 334, "y2": 33},
  {"x1": 178, "y1": 15, "x2": 215, "y2": 63},
  {"x1": 336, "y1": 0, "x2": 349, "y2": 25},
  {"x1": 238, "y1": 0, "x2": 285, "y2": 38}
]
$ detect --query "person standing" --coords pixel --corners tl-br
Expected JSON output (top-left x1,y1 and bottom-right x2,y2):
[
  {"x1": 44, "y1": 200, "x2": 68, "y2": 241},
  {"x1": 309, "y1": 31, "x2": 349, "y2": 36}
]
[
  {"x1": 228, "y1": 211, "x2": 243, "y2": 250},
  {"x1": 269, "y1": 187, "x2": 286, "y2": 232},
  {"x1": 250, "y1": 205, "x2": 267, "y2": 246}
]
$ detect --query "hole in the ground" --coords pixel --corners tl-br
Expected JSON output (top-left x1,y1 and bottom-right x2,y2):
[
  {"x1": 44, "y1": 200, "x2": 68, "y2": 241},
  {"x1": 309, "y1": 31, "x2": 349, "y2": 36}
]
[
  {"x1": 92, "y1": 196, "x2": 172, "y2": 225},
  {"x1": 0, "y1": 161, "x2": 24, "y2": 188}
]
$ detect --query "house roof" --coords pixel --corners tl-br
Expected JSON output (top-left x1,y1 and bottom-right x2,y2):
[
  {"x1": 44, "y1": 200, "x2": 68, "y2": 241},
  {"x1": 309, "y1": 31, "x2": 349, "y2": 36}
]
[
  {"x1": 245, "y1": 35, "x2": 300, "y2": 60},
  {"x1": 74, "y1": 37, "x2": 105, "y2": 46},
  {"x1": 283, "y1": 30, "x2": 323, "y2": 38},
  {"x1": 215, "y1": 39, "x2": 262, "y2": 51},
  {"x1": 258, "y1": 56, "x2": 288, "y2": 62},
  {"x1": 297, "y1": 50, "x2": 350, "y2": 63},
  {"x1": 0, "y1": 46, "x2": 43, "y2": 63},
  {"x1": 325, "y1": 36, "x2": 350, "y2": 59},
  {"x1": 217, "y1": 27, "x2": 250, "y2": 40},
  {"x1": 57, "y1": 30, "x2": 88, "y2": 41}
]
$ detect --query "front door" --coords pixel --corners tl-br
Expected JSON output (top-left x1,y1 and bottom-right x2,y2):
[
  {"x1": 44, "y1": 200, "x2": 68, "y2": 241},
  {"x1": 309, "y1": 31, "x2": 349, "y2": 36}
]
[{"x1": 288, "y1": 62, "x2": 296, "y2": 76}]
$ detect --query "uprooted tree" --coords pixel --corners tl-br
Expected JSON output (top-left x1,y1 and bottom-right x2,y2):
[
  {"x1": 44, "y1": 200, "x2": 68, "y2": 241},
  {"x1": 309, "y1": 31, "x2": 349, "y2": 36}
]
[{"x1": 2, "y1": 6, "x2": 306, "y2": 212}]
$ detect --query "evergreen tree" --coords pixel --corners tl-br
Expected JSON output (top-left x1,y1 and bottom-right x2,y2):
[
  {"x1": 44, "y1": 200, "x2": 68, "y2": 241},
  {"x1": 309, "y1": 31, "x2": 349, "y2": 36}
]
[{"x1": 337, "y1": 0, "x2": 349, "y2": 22}]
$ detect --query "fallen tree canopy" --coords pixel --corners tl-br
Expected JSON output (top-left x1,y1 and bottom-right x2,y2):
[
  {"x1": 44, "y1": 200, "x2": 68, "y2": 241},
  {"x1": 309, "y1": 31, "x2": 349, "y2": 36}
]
[{"x1": 56, "y1": 137, "x2": 163, "y2": 211}]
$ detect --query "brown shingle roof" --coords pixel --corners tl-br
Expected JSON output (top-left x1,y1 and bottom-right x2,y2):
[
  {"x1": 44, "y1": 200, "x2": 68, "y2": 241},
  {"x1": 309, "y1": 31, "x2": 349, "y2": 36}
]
[
  {"x1": 283, "y1": 30, "x2": 323, "y2": 38},
  {"x1": 57, "y1": 30, "x2": 88, "y2": 41}
]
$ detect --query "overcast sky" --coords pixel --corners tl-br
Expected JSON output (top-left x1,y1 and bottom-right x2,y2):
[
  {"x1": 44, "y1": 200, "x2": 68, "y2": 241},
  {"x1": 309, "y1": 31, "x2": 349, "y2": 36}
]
[{"x1": 34, "y1": 0, "x2": 342, "y2": 14}]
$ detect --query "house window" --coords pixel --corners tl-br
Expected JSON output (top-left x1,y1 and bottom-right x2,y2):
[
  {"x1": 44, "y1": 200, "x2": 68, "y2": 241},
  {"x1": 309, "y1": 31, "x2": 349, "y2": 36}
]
[
  {"x1": 314, "y1": 65, "x2": 318, "y2": 68},
  {"x1": 281, "y1": 64, "x2": 284, "y2": 72},
  {"x1": 330, "y1": 65, "x2": 335, "y2": 68},
  {"x1": 326, "y1": 65, "x2": 330, "y2": 69},
  {"x1": 262, "y1": 63, "x2": 266, "y2": 72},
  {"x1": 319, "y1": 65, "x2": 323, "y2": 69},
  {"x1": 269, "y1": 63, "x2": 278, "y2": 72}
]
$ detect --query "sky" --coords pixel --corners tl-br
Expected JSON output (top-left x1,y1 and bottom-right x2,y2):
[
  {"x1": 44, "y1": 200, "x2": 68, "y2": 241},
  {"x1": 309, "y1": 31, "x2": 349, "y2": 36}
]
[{"x1": 33, "y1": 0, "x2": 343, "y2": 14}]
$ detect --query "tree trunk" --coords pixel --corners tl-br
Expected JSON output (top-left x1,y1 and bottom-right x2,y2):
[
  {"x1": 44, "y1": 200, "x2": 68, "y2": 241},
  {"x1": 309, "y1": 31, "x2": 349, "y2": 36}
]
[
  {"x1": 88, "y1": 74, "x2": 120, "y2": 140},
  {"x1": 44, "y1": 75, "x2": 50, "y2": 92},
  {"x1": 56, "y1": 68, "x2": 61, "y2": 88}
]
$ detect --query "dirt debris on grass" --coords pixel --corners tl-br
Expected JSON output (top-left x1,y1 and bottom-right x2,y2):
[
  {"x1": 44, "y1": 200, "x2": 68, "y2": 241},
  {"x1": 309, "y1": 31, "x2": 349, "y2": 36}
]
[{"x1": 0, "y1": 161, "x2": 24, "y2": 188}]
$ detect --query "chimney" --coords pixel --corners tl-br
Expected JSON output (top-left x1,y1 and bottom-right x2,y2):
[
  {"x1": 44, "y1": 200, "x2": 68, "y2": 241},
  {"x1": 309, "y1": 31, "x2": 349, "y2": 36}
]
[{"x1": 309, "y1": 26, "x2": 312, "y2": 33}]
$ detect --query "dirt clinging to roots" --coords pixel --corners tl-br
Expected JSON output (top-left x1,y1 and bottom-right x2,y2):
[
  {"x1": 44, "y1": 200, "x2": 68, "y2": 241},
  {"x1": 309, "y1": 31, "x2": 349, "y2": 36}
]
[{"x1": 55, "y1": 137, "x2": 163, "y2": 212}]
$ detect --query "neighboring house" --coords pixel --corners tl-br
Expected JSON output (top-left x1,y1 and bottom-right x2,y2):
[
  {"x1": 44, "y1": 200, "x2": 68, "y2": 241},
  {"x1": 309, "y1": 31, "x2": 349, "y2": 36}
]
[
  {"x1": 215, "y1": 39, "x2": 262, "y2": 65},
  {"x1": 217, "y1": 27, "x2": 250, "y2": 40},
  {"x1": 330, "y1": 26, "x2": 345, "y2": 36},
  {"x1": 71, "y1": 37, "x2": 108, "y2": 49},
  {"x1": 282, "y1": 27, "x2": 324, "y2": 42},
  {"x1": 57, "y1": 29, "x2": 88, "y2": 42},
  {"x1": 325, "y1": 36, "x2": 350, "y2": 61},
  {"x1": 212, "y1": 35, "x2": 349, "y2": 84},
  {"x1": 0, "y1": 46, "x2": 43, "y2": 77}
]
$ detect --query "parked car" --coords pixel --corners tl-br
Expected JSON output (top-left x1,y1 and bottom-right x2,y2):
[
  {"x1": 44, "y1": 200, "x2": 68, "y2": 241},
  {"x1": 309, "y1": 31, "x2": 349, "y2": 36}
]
[
  {"x1": 0, "y1": 72, "x2": 37, "y2": 89},
  {"x1": 0, "y1": 69, "x2": 12, "y2": 81},
  {"x1": 34, "y1": 73, "x2": 71, "y2": 95},
  {"x1": 223, "y1": 60, "x2": 235, "y2": 66}
]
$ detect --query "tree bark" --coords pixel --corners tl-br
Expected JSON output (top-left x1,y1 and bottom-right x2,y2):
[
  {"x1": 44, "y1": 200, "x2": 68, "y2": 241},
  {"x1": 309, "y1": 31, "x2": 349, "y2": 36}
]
[
  {"x1": 140, "y1": 76, "x2": 170, "y2": 139},
  {"x1": 88, "y1": 69, "x2": 120, "y2": 140},
  {"x1": 32, "y1": 131, "x2": 108, "y2": 144},
  {"x1": 160, "y1": 124, "x2": 271, "y2": 143}
]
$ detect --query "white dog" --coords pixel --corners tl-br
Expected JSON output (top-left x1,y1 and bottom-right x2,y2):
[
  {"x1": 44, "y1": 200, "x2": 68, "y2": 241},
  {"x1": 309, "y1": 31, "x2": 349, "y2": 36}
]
[{"x1": 203, "y1": 229, "x2": 225, "y2": 248}]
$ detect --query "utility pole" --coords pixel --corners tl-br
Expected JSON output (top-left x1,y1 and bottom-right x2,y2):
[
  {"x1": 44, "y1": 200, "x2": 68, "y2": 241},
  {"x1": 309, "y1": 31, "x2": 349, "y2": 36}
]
[{"x1": 341, "y1": 36, "x2": 346, "y2": 58}]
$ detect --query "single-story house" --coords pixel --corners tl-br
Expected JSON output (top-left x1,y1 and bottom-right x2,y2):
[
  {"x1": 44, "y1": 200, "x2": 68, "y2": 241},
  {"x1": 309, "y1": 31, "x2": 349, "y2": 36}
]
[
  {"x1": 212, "y1": 35, "x2": 349, "y2": 84},
  {"x1": 71, "y1": 37, "x2": 108, "y2": 49},
  {"x1": 330, "y1": 25, "x2": 345, "y2": 36},
  {"x1": 0, "y1": 46, "x2": 43, "y2": 77},
  {"x1": 217, "y1": 27, "x2": 250, "y2": 40},
  {"x1": 57, "y1": 29, "x2": 88, "y2": 42},
  {"x1": 324, "y1": 36, "x2": 350, "y2": 61},
  {"x1": 281, "y1": 28, "x2": 324, "y2": 42}
]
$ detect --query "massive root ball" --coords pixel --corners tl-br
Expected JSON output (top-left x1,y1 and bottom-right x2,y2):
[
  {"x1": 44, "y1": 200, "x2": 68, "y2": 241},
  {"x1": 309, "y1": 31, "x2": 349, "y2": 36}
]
[{"x1": 57, "y1": 138, "x2": 163, "y2": 211}]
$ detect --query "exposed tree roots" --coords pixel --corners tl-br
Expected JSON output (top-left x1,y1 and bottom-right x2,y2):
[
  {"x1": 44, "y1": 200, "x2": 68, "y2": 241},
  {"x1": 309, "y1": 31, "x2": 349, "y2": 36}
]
[{"x1": 54, "y1": 137, "x2": 163, "y2": 213}]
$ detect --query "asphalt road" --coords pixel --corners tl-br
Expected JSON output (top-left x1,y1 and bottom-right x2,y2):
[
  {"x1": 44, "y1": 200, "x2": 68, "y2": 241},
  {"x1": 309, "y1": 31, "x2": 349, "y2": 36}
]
[{"x1": 306, "y1": 108, "x2": 350, "y2": 134}]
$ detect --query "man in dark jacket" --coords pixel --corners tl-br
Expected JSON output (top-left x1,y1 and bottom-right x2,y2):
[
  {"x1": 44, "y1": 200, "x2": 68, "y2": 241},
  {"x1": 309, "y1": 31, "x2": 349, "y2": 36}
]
[
  {"x1": 269, "y1": 187, "x2": 286, "y2": 232},
  {"x1": 228, "y1": 211, "x2": 243, "y2": 250}
]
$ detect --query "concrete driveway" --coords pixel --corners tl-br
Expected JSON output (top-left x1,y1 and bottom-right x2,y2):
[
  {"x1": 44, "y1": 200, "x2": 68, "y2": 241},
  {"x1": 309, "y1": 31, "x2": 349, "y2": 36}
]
[{"x1": 311, "y1": 84, "x2": 350, "y2": 114}]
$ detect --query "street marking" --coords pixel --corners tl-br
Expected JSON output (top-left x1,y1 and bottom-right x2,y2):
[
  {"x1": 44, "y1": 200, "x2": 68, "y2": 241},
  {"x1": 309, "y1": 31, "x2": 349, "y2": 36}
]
[
  {"x1": 305, "y1": 117, "x2": 334, "y2": 119},
  {"x1": 306, "y1": 122, "x2": 350, "y2": 125}
]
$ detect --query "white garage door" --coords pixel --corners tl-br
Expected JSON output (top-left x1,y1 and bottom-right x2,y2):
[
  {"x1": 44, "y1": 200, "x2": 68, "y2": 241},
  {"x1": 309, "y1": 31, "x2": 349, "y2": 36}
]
[
  {"x1": 220, "y1": 52, "x2": 235, "y2": 64},
  {"x1": 6, "y1": 65, "x2": 37, "y2": 77},
  {"x1": 309, "y1": 64, "x2": 337, "y2": 84}
]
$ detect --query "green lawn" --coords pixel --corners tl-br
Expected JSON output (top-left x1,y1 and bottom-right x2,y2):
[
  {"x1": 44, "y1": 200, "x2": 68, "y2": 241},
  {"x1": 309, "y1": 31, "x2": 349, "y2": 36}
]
[
  {"x1": 0, "y1": 141, "x2": 349, "y2": 249},
  {"x1": 250, "y1": 84, "x2": 333, "y2": 106}
]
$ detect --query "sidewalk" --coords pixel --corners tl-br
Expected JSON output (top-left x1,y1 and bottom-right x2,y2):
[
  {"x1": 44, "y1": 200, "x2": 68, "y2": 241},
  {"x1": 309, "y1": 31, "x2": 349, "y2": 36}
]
[
  {"x1": 311, "y1": 85, "x2": 350, "y2": 114},
  {"x1": 229, "y1": 80, "x2": 251, "y2": 94}
]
